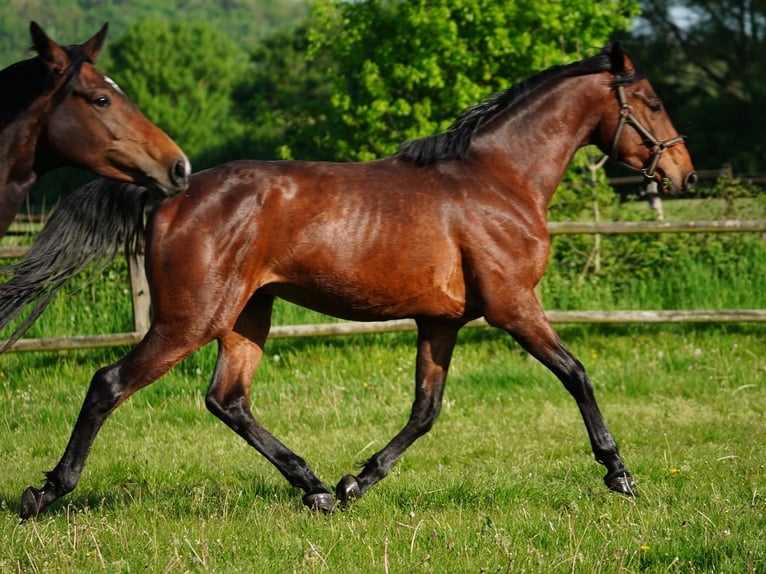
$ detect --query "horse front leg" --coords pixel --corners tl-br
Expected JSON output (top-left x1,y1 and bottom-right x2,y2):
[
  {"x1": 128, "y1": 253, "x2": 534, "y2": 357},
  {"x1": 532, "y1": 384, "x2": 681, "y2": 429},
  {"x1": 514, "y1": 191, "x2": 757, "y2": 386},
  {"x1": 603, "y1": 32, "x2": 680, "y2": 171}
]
[
  {"x1": 486, "y1": 292, "x2": 636, "y2": 496},
  {"x1": 336, "y1": 320, "x2": 458, "y2": 507}
]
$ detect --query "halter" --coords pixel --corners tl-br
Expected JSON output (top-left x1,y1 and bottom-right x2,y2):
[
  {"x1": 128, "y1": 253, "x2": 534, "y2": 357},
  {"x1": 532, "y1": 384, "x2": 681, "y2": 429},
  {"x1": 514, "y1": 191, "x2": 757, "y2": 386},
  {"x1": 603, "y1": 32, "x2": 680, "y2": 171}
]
[{"x1": 609, "y1": 84, "x2": 685, "y2": 181}]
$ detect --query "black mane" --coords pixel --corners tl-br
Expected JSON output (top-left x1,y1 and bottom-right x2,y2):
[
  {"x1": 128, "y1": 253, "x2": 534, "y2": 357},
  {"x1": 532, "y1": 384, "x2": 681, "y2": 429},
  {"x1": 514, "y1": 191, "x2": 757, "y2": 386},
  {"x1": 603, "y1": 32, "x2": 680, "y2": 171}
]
[
  {"x1": 0, "y1": 45, "x2": 90, "y2": 131},
  {"x1": 0, "y1": 58, "x2": 52, "y2": 130},
  {"x1": 399, "y1": 43, "x2": 644, "y2": 165}
]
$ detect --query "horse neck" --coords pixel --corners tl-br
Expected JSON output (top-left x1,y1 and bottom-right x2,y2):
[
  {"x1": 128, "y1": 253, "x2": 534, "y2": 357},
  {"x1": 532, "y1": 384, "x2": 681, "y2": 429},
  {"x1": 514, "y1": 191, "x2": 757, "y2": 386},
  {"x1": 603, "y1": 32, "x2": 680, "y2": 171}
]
[
  {"x1": 473, "y1": 73, "x2": 610, "y2": 209},
  {"x1": 0, "y1": 100, "x2": 51, "y2": 188},
  {"x1": 0, "y1": 58, "x2": 59, "y2": 182},
  {"x1": 0, "y1": 81, "x2": 56, "y2": 238}
]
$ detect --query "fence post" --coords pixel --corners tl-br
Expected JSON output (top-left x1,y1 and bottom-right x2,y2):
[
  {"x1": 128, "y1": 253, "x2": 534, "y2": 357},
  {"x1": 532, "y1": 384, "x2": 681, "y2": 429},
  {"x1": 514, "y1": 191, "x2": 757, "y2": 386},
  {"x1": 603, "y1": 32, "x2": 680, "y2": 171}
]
[
  {"x1": 128, "y1": 254, "x2": 151, "y2": 335},
  {"x1": 643, "y1": 180, "x2": 664, "y2": 220},
  {"x1": 580, "y1": 154, "x2": 609, "y2": 279}
]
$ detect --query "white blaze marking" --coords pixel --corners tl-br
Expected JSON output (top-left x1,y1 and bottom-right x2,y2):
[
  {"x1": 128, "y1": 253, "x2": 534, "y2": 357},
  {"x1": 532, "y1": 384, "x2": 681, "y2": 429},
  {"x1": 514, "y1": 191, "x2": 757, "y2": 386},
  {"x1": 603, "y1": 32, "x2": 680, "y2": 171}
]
[{"x1": 104, "y1": 75, "x2": 125, "y2": 95}]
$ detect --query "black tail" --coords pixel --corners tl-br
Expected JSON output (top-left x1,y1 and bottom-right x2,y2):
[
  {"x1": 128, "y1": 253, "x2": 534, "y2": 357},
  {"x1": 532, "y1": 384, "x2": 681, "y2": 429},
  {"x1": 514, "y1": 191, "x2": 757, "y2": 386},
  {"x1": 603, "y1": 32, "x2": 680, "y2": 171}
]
[{"x1": 0, "y1": 179, "x2": 149, "y2": 352}]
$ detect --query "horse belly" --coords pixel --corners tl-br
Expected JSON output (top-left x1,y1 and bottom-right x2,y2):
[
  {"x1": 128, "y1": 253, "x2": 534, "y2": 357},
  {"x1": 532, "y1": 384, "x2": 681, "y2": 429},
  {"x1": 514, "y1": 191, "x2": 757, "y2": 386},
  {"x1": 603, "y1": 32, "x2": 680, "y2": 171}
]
[{"x1": 268, "y1": 254, "x2": 468, "y2": 322}]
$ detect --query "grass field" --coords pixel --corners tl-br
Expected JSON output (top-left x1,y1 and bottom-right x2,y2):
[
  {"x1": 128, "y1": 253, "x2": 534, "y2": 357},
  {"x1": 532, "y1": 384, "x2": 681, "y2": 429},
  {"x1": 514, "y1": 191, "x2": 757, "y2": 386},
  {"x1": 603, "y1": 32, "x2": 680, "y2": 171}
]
[
  {"x1": 1, "y1": 321, "x2": 764, "y2": 573},
  {"x1": 1, "y1": 196, "x2": 765, "y2": 573}
]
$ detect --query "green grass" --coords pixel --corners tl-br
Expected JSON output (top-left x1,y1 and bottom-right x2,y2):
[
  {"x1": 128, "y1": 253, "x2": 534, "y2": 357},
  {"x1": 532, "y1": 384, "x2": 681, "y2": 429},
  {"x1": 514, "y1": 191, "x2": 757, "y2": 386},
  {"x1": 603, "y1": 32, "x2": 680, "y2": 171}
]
[{"x1": 1, "y1": 324, "x2": 765, "y2": 573}]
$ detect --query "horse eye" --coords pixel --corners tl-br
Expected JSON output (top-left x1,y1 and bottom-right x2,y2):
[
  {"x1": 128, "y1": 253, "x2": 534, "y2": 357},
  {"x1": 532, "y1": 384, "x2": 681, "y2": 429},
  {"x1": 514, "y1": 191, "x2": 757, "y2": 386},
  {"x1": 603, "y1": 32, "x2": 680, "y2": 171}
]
[
  {"x1": 649, "y1": 102, "x2": 662, "y2": 113},
  {"x1": 93, "y1": 95, "x2": 112, "y2": 108}
]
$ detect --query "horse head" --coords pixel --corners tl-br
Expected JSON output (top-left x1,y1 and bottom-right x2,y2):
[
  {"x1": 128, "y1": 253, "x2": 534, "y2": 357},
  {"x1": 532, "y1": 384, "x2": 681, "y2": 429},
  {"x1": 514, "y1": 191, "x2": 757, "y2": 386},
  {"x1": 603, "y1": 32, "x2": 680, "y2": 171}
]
[
  {"x1": 31, "y1": 21, "x2": 190, "y2": 195},
  {"x1": 596, "y1": 42, "x2": 697, "y2": 194}
]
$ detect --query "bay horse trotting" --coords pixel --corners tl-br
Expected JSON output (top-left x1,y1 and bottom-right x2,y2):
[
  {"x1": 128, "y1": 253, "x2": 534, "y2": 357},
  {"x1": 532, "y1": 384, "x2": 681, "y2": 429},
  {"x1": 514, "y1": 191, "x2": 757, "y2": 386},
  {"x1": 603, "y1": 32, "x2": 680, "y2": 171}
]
[
  {"x1": 1, "y1": 42, "x2": 696, "y2": 519},
  {"x1": 0, "y1": 21, "x2": 190, "y2": 239}
]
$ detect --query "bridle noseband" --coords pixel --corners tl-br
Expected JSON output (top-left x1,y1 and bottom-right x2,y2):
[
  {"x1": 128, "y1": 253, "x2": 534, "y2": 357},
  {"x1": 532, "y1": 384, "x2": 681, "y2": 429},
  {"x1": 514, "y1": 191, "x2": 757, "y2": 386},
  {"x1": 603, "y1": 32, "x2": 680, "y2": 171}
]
[{"x1": 609, "y1": 84, "x2": 685, "y2": 181}]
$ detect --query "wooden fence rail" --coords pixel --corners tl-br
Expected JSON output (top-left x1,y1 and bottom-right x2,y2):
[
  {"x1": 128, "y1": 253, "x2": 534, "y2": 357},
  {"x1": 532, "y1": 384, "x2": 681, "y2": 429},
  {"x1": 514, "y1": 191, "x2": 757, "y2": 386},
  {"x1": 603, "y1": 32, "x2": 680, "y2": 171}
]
[{"x1": 2, "y1": 219, "x2": 765, "y2": 353}]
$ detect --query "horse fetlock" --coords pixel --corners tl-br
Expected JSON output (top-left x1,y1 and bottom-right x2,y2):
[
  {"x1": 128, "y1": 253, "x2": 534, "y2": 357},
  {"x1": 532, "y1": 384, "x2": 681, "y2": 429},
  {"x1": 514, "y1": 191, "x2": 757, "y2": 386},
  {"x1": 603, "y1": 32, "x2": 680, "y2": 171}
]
[{"x1": 45, "y1": 468, "x2": 79, "y2": 495}]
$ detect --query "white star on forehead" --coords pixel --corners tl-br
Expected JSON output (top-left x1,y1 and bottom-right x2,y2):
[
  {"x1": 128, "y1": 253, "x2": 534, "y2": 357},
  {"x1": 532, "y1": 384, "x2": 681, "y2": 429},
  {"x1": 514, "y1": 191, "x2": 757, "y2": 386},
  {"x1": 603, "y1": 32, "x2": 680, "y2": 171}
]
[{"x1": 104, "y1": 76, "x2": 124, "y2": 95}]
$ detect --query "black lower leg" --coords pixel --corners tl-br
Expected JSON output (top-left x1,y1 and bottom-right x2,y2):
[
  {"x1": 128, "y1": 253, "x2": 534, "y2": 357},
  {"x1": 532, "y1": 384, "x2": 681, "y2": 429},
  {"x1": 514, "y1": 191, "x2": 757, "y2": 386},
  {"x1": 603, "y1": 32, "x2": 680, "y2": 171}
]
[
  {"x1": 336, "y1": 322, "x2": 456, "y2": 507},
  {"x1": 578, "y1": 401, "x2": 636, "y2": 495},
  {"x1": 206, "y1": 393, "x2": 334, "y2": 512},
  {"x1": 21, "y1": 364, "x2": 123, "y2": 519},
  {"x1": 552, "y1": 354, "x2": 636, "y2": 495},
  {"x1": 505, "y1": 313, "x2": 636, "y2": 496}
]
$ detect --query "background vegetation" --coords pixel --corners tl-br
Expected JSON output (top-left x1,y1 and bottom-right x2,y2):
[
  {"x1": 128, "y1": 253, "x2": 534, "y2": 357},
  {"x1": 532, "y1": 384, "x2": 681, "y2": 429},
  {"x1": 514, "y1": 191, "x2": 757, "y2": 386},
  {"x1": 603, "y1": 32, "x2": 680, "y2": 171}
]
[{"x1": 5, "y1": 1, "x2": 766, "y2": 200}]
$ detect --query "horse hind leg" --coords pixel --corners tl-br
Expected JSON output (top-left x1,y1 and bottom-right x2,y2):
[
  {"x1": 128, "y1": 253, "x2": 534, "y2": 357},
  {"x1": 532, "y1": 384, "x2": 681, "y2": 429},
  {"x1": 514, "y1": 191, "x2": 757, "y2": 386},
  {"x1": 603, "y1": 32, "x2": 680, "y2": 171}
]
[
  {"x1": 204, "y1": 295, "x2": 334, "y2": 512},
  {"x1": 336, "y1": 320, "x2": 458, "y2": 508},
  {"x1": 20, "y1": 328, "x2": 199, "y2": 520},
  {"x1": 486, "y1": 292, "x2": 636, "y2": 496}
]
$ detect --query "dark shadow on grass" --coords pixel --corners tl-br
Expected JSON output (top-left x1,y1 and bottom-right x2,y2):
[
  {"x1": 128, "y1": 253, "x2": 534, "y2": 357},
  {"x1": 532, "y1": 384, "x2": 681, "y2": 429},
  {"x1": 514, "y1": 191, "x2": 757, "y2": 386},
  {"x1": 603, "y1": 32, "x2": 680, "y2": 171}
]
[
  {"x1": 2, "y1": 346, "x2": 128, "y2": 372},
  {"x1": 1, "y1": 476, "x2": 303, "y2": 520}
]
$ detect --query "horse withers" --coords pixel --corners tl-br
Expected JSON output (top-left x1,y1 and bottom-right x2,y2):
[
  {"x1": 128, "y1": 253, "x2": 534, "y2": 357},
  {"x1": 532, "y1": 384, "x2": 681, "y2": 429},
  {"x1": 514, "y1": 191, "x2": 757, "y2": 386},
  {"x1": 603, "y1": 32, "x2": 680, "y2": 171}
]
[
  {"x1": 3, "y1": 42, "x2": 696, "y2": 518},
  {"x1": 0, "y1": 22, "x2": 190, "y2": 238}
]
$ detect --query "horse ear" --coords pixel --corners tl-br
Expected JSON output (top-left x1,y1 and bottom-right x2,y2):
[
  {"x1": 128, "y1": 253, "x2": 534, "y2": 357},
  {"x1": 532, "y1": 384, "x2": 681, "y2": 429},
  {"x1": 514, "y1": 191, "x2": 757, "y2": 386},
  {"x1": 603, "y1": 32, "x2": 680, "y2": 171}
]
[
  {"x1": 608, "y1": 41, "x2": 627, "y2": 75},
  {"x1": 30, "y1": 21, "x2": 69, "y2": 76},
  {"x1": 80, "y1": 23, "x2": 108, "y2": 63}
]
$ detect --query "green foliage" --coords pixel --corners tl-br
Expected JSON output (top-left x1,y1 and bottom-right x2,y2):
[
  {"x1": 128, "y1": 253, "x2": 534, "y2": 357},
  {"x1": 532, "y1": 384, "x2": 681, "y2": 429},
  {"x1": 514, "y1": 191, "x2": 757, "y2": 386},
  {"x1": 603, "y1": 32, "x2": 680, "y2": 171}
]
[
  {"x1": 306, "y1": 0, "x2": 640, "y2": 160},
  {"x1": 0, "y1": 0, "x2": 309, "y2": 68},
  {"x1": 694, "y1": 173, "x2": 766, "y2": 202},
  {"x1": 543, "y1": 177, "x2": 766, "y2": 311},
  {"x1": 231, "y1": 25, "x2": 333, "y2": 160},
  {"x1": 1, "y1": 324, "x2": 765, "y2": 573},
  {"x1": 549, "y1": 149, "x2": 617, "y2": 220}
]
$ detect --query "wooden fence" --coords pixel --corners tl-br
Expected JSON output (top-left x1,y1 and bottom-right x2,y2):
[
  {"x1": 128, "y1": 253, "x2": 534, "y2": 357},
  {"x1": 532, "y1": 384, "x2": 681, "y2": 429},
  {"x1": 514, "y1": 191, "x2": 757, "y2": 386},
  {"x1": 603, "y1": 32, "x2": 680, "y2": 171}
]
[{"x1": 2, "y1": 217, "x2": 764, "y2": 353}]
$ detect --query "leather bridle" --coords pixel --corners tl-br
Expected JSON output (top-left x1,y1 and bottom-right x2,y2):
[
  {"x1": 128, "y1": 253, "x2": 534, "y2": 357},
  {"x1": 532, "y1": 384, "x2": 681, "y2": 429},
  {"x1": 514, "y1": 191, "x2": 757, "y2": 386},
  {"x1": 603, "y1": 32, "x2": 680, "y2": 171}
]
[{"x1": 609, "y1": 85, "x2": 685, "y2": 181}]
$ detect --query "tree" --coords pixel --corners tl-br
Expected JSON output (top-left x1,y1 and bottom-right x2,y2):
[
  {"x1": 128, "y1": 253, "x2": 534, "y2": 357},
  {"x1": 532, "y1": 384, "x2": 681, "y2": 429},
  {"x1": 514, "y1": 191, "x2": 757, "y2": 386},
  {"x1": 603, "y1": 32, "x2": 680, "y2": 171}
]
[
  {"x1": 106, "y1": 20, "x2": 248, "y2": 168},
  {"x1": 306, "y1": 0, "x2": 640, "y2": 161},
  {"x1": 231, "y1": 25, "x2": 333, "y2": 161},
  {"x1": 0, "y1": 1, "x2": 310, "y2": 70},
  {"x1": 624, "y1": 0, "x2": 766, "y2": 173}
]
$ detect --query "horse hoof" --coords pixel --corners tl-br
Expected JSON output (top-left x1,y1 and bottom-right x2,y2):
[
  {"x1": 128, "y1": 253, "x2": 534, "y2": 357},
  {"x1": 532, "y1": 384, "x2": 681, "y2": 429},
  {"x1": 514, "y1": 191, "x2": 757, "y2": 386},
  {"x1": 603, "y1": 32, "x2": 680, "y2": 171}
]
[
  {"x1": 605, "y1": 472, "x2": 638, "y2": 496},
  {"x1": 336, "y1": 475, "x2": 362, "y2": 508},
  {"x1": 302, "y1": 492, "x2": 335, "y2": 513},
  {"x1": 20, "y1": 486, "x2": 44, "y2": 520}
]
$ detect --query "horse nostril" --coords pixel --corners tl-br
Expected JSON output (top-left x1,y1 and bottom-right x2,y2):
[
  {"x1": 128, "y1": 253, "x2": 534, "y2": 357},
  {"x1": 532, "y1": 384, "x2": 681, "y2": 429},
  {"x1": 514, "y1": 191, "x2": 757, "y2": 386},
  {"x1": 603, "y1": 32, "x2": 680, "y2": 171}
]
[
  {"x1": 684, "y1": 171, "x2": 698, "y2": 189},
  {"x1": 170, "y1": 158, "x2": 191, "y2": 190}
]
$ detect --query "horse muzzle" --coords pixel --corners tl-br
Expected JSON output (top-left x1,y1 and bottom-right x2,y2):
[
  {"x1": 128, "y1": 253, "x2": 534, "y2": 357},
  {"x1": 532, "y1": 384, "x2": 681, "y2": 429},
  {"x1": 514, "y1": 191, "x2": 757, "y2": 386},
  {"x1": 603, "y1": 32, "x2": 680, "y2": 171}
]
[
  {"x1": 682, "y1": 170, "x2": 698, "y2": 192},
  {"x1": 167, "y1": 156, "x2": 191, "y2": 193},
  {"x1": 141, "y1": 155, "x2": 191, "y2": 197}
]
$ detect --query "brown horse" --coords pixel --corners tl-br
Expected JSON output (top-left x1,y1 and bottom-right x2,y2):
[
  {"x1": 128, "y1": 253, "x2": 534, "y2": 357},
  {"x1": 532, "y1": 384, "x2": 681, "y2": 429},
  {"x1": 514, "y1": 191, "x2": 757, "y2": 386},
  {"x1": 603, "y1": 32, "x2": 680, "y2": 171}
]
[
  {"x1": 0, "y1": 21, "x2": 190, "y2": 238},
  {"x1": 4, "y1": 42, "x2": 696, "y2": 519}
]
